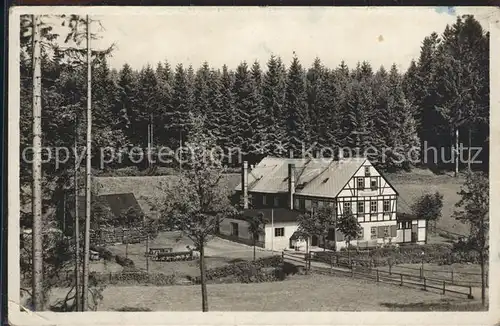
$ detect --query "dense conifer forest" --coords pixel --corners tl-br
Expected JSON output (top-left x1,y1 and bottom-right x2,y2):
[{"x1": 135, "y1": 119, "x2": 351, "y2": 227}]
[{"x1": 20, "y1": 15, "x2": 489, "y2": 175}]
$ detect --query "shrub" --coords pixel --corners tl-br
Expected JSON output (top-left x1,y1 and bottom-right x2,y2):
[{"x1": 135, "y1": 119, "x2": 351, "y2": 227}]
[
  {"x1": 94, "y1": 271, "x2": 178, "y2": 286},
  {"x1": 115, "y1": 254, "x2": 135, "y2": 268},
  {"x1": 313, "y1": 243, "x2": 480, "y2": 266},
  {"x1": 192, "y1": 256, "x2": 285, "y2": 284}
]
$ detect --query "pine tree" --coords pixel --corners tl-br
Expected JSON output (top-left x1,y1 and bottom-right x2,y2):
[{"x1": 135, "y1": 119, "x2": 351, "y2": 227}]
[
  {"x1": 248, "y1": 61, "x2": 266, "y2": 162},
  {"x1": 262, "y1": 55, "x2": 287, "y2": 156},
  {"x1": 169, "y1": 64, "x2": 191, "y2": 149},
  {"x1": 206, "y1": 68, "x2": 225, "y2": 146},
  {"x1": 284, "y1": 55, "x2": 310, "y2": 157},
  {"x1": 116, "y1": 63, "x2": 137, "y2": 145},
  {"x1": 232, "y1": 62, "x2": 254, "y2": 157},
  {"x1": 219, "y1": 65, "x2": 238, "y2": 165},
  {"x1": 155, "y1": 60, "x2": 174, "y2": 148},
  {"x1": 306, "y1": 57, "x2": 324, "y2": 148}
]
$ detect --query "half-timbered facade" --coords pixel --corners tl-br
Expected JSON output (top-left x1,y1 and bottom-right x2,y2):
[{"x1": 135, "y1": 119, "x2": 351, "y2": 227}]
[{"x1": 231, "y1": 156, "x2": 426, "y2": 251}]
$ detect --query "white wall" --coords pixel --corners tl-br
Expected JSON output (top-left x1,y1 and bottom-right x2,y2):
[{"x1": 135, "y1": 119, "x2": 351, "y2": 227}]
[
  {"x1": 219, "y1": 217, "x2": 264, "y2": 242},
  {"x1": 264, "y1": 221, "x2": 298, "y2": 251}
]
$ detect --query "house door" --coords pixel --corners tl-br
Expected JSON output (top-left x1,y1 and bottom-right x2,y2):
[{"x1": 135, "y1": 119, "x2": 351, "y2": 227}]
[
  {"x1": 411, "y1": 224, "x2": 418, "y2": 242},
  {"x1": 311, "y1": 235, "x2": 318, "y2": 246}
]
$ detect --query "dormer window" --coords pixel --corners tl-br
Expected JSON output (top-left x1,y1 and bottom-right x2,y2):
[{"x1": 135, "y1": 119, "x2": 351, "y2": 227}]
[{"x1": 364, "y1": 166, "x2": 370, "y2": 176}]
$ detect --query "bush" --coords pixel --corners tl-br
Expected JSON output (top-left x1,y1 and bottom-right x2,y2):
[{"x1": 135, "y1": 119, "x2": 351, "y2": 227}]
[
  {"x1": 313, "y1": 243, "x2": 481, "y2": 266},
  {"x1": 192, "y1": 256, "x2": 284, "y2": 284},
  {"x1": 115, "y1": 254, "x2": 135, "y2": 268},
  {"x1": 94, "y1": 271, "x2": 178, "y2": 286}
]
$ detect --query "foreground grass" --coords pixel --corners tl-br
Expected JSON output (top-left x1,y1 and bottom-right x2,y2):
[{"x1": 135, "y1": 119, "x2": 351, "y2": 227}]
[{"x1": 49, "y1": 274, "x2": 484, "y2": 311}]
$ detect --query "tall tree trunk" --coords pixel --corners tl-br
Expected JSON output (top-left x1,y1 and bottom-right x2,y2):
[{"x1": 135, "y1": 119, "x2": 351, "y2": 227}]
[
  {"x1": 199, "y1": 242, "x2": 208, "y2": 312},
  {"x1": 455, "y1": 128, "x2": 459, "y2": 177},
  {"x1": 74, "y1": 129, "x2": 81, "y2": 311},
  {"x1": 82, "y1": 15, "x2": 92, "y2": 311},
  {"x1": 347, "y1": 242, "x2": 351, "y2": 267},
  {"x1": 468, "y1": 127, "x2": 472, "y2": 173},
  {"x1": 31, "y1": 14, "x2": 44, "y2": 311},
  {"x1": 323, "y1": 235, "x2": 326, "y2": 251},
  {"x1": 253, "y1": 239, "x2": 256, "y2": 261},
  {"x1": 480, "y1": 250, "x2": 486, "y2": 306}
]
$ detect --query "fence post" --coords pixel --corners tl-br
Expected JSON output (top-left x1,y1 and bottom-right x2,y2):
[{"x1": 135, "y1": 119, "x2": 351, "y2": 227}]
[
  {"x1": 468, "y1": 286, "x2": 473, "y2": 299},
  {"x1": 376, "y1": 269, "x2": 379, "y2": 283},
  {"x1": 442, "y1": 281, "x2": 446, "y2": 295},
  {"x1": 420, "y1": 267, "x2": 423, "y2": 280},
  {"x1": 389, "y1": 264, "x2": 392, "y2": 276},
  {"x1": 423, "y1": 278, "x2": 426, "y2": 291},
  {"x1": 400, "y1": 274, "x2": 403, "y2": 286},
  {"x1": 330, "y1": 255, "x2": 333, "y2": 274},
  {"x1": 351, "y1": 263, "x2": 354, "y2": 277},
  {"x1": 336, "y1": 255, "x2": 339, "y2": 267},
  {"x1": 109, "y1": 272, "x2": 112, "y2": 282},
  {"x1": 451, "y1": 271, "x2": 454, "y2": 283}
]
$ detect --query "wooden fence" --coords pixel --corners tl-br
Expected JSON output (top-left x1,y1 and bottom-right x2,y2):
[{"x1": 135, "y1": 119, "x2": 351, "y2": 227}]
[{"x1": 282, "y1": 251, "x2": 475, "y2": 300}]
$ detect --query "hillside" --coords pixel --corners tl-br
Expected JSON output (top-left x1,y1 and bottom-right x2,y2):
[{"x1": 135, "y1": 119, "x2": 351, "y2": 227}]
[
  {"x1": 95, "y1": 168, "x2": 469, "y2": 236},
  {"x1": 385, "y1": 168, "x2": 468, "y2": 236}
]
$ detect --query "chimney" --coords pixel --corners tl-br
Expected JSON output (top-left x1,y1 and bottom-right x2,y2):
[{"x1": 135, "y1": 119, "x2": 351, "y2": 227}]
[
  {"x1": 338, "y1": 148, "x2": 344, "y2": 160},
  {"x1": 288, "y1": 163, "x2": 296, "y2": 210},
  {"x1": 242, "y1": 161, "x2": 249, "y2": 209}
]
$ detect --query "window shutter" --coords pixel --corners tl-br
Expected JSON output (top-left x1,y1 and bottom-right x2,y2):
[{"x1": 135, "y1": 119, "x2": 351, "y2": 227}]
[
  {"x1": 390, "y1": 225, "x2": 397, "y2": 237},
  {"x1": 377, "y1": 226, "x2": 385, "y2": 238}
]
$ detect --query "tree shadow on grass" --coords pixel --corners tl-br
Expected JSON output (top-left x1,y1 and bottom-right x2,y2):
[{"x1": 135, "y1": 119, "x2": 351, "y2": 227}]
[{"x1": 380, "y1": 300, "x2": 487, "y2": 311}]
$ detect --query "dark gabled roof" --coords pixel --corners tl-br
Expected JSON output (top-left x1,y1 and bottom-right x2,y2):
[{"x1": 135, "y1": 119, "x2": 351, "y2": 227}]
[
  {"x1": 66, "y1": 193, "x2": 143, "y2": 218},
  {"x1": 238, "y1": 208, "x2": 301, "y2": 224},
  {"x1": 396, "y1": 212, "x2": 419, "y2": 221},
  {"x1": 100, "y1": 193, "x2": 142, "y2": 217}
]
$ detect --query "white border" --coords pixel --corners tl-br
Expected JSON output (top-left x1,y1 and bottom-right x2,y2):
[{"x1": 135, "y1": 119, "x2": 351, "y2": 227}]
[{"x1": 7, "y1": 6, "x2": 500, "y2": 326}]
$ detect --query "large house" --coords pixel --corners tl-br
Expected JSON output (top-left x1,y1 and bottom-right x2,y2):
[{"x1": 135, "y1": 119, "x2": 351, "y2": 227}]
[{"x1": 219, "y1": 155, "x2": 427, "y2": 251}]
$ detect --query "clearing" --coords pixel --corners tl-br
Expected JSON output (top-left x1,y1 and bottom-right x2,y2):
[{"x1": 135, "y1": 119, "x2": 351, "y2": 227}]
[{"x1": 107, "y1": 231, "x2": 274, "y2": 276}]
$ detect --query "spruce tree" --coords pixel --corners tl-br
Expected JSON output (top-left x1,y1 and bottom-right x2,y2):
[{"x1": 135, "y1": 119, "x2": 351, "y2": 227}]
[
  {"x1": 169, "y1": 64, "x2": 191, "y2": 149},
  {"x1": 220, "y1": 65, "x2": 238, "y2": 165},
  {"x1": 284, "y1": 55, "x2": 310, "y2": 157},
  {"x1": 232, "y1": 62, "x2": 254, "y2": 158},
  {"x1": 262, "y1": 55, "x2": 287, "y2": 156},
  {"x1": 248, "y1": 61, "x2": 267, "y2": 162}
]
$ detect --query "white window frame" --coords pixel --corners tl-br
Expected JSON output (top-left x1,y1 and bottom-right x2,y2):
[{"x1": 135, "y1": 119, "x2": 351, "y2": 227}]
[
  {"x1": 383, "y1": 200, "x2": 390, "y2": 212},
  {"x1": 343, "y1": 202, "x2": 351, "y2": 213},
  {"x1": 370, "y1": 200, "x2": 377, "y2": 212},
  {"x1": 357, "y1": 177, "x2": 364, "y2": 190}
]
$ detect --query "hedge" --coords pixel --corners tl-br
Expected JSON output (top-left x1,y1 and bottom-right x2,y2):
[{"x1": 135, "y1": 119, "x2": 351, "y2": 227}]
[
  {"x1": 115, "y1": 254, "x2": 135, "y2": 268},
  {"x1": 314, "y1": 243, "x2": 484, "y2": 267},
  {"x1": 93, "y1": 271, "x2": 178, "y2": 286},
  {"x1": 191, "y1": 255, "x2": 285, "y2": 284}
]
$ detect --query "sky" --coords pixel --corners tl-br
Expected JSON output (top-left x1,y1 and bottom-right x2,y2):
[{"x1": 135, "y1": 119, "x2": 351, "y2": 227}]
[{"x1": 50, "y1": 6, "x2": 494, "y2": 72}]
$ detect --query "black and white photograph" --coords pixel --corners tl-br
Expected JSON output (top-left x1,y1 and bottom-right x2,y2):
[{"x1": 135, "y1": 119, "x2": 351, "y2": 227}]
[{"x1": 7, "y1": 6, "x2": 499, "y2": 324}]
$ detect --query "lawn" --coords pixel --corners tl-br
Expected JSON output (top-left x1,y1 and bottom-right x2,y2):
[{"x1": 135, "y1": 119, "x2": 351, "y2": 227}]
[
  {"x1": 48, "y1": 274, "x2": 486, "y2": 311},
  {"x1": 107, "y1": 231, "x2": 274, "y2": 276}
]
